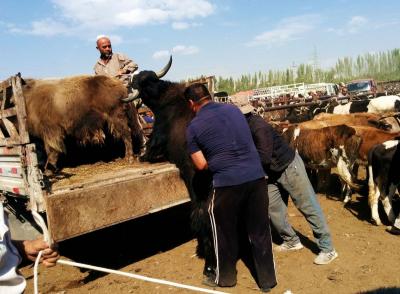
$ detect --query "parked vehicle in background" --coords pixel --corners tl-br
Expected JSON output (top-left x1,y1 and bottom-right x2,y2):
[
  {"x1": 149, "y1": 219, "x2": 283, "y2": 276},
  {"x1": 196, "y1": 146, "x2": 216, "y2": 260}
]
[{"x1": 346, "y1": 79, "x2": 383, "y2": 98}]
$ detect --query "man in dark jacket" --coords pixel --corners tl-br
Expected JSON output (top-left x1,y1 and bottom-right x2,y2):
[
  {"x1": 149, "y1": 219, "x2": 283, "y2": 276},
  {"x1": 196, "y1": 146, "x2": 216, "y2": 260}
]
[{"x1": 231, "y1": 95, "x2": 338, "y2": 265}]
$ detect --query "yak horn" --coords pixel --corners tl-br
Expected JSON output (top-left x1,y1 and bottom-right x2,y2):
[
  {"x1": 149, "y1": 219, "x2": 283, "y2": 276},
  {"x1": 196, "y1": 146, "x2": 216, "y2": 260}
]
[
  {"x1": 156, "y1": 55, "x2": 172, "y2": 78},
  {"x1": 121, "y1": 89, "x2": 140, "y2": 102}
]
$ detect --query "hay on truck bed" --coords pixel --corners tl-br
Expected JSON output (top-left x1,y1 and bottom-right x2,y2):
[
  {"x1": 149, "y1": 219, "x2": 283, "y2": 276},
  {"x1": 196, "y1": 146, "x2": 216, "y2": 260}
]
[{"x1": 49, "y1": 159, "x2": 171, "y2": 191}]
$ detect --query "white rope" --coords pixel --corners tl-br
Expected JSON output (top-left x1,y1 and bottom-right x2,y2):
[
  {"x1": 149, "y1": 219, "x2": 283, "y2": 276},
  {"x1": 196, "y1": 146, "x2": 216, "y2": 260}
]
[
  {"x1": 33, "y1": 250, "x2": 43, "y2": 294},
  {"x1": 32, "y1": 210, "x2": 50, "y2": 294},
  {"x1": 30, "y1": 210, "x2": 229, "y2": 294},
  {"x1": 57, "y1": 259, "x2": 228, "y2": 294}
]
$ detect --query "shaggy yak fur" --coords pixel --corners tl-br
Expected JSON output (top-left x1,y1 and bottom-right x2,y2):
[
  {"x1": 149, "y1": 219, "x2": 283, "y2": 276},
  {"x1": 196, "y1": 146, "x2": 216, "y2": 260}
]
[
  {"x1": 22, "y1": 75, "x2": 143, "y2": 173},
  {"x1": 130, "y1": 69, "x2": 216, "y2": 274}
]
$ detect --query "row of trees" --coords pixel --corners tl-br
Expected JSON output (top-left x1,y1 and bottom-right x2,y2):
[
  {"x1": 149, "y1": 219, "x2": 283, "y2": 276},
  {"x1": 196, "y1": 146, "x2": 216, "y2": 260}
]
[{"x1": 213, "y1": 48, "x2": 400, "y2": 94}]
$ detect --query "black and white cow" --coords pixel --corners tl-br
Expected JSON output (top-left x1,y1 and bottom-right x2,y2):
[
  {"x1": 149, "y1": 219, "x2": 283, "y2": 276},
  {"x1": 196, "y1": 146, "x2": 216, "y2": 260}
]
[
  {"x1": 329, "y1": 95, "x2": 400, "y2": 114},
  {"x1": 368, "y1": 139, "x2": 400, "y2": 225}
]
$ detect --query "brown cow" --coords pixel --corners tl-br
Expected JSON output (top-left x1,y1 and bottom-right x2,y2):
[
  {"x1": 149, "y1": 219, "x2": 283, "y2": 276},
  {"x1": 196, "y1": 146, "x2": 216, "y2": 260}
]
[
  {"x1": 291, "y1": 118, "x2": 400, "y2": 203},
  {"x1": 312, "y1": 113, "x2": 395, "y2": 132},
  {"x1": 291, "y1": 115, "x2": 400, "y2": 162},
  {"x1": 22, "y1": 75, "x2": 143, "y2": 174},
  {"x1": 351, "y1": 126, "x2": 400, "y2": 162},
  {"x1": 283, "y1": 125, "x2": 361, "y2": 168},
  {"x1": 281, "y1": 124, "x2": 362, "y2": 190}
]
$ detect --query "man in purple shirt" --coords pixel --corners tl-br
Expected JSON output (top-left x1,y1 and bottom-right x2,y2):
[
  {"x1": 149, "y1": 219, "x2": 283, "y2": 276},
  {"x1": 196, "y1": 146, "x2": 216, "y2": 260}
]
[{"x1": 185, "y1": 83, "x2": 276, "y2": 292}]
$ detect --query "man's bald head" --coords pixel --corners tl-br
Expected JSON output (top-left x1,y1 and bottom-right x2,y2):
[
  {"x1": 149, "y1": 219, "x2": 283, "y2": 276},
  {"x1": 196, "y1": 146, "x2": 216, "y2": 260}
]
[
  {"x1": 96, "y1": 35, "x2": 112, "y2": 59},
  {"x1": 96, "y1": 35, "x2": 110, "y2": 46}
]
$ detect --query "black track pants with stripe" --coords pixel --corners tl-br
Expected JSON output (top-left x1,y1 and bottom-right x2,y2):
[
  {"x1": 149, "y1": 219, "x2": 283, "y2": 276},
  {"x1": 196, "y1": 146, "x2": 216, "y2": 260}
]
[{"x1": 208, "y1": 178, "x2": 277, "y2": 289}]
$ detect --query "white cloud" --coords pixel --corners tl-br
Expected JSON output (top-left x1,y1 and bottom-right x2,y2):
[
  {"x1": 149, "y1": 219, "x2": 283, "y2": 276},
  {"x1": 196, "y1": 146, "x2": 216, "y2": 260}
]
[
  {"x1": 7, "y1": 0, "x2": 214, "y2": 36},
  {"x1": 172, "y1": 22, "x2": 189, "y2": 30},
  {"x1": 171, "y1": 21, "x2": 202, "y2": 30},
  {"x1": 153, "y1": 44, "x2": 199, "y2": 59},
  {"x1": 29, "y1": 19, "x2": 70, "y2": 36},
  {"x1": 328, "y1": 15, "x2": 368, "y2": 35},
  {"x1": 153, "y1": 50, "x2": 170, "y2": 59},
  {"x1": 172, "y1": 45, "x2": 199, "y2": 55},
  {"x1": 6, "y1": 19, "x2": 70, "y2": 36},
  {"x1": 247, "y1": 15, "x2": 320, "y2": 47},
  {"x1": 108, "y1": 35, "x2": 123, "y2": 45},
  {"x1": 348, "y1": 16, "x2": 367, "y2": 33}
]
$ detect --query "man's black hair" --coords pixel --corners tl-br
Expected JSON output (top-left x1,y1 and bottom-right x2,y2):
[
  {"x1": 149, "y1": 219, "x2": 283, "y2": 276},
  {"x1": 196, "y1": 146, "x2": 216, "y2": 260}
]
[{"x1": 184, "y1": 83, "x2": 211, "y2": 103}]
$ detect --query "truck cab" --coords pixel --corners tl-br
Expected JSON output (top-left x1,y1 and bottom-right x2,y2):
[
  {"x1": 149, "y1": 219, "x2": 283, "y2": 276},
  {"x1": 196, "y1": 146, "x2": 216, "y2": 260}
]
[{"x1": 346, "y1": 79, "x2": 377, "y2": 98}]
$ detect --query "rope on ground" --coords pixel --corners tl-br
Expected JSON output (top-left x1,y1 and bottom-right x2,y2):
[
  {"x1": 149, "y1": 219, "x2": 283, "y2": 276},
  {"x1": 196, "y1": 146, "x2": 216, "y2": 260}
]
[
  {"x1": 31, "y1": 210, "x2": 229, "y2": 294},
  {"x1": 57, "y1": 259, "x2": 229, "y2": 294}
]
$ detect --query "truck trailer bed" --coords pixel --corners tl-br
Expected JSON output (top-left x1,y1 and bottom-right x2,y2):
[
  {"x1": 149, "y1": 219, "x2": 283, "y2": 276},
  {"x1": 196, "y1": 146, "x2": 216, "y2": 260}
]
[{"x1": 45, "y1": 160, "x2": 189, "y2": 241}]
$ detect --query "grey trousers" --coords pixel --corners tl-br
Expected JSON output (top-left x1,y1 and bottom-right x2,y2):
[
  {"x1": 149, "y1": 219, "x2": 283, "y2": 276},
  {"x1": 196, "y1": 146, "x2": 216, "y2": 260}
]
[{"x1": 268, "y1": 152, "x2": 334, "y2": 252}]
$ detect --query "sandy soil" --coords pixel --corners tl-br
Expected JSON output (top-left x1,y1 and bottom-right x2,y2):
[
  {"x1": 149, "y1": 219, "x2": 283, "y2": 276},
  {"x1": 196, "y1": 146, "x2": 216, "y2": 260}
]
[{"x1": 22, "y1": 190, "x2": 400, "y2": 294}]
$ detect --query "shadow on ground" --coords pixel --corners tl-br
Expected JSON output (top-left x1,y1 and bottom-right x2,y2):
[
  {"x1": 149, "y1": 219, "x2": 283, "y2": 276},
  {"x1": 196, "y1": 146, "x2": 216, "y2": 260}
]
[{"x1": 59, "y1": 202, "x2": 193, "y2": 282}]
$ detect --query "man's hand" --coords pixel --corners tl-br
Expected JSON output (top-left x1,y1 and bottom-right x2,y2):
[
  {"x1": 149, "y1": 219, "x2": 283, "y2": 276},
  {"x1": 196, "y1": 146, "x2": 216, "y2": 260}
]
[
  {"x1": 117, "y1": 69, "x2": 126, "y2": 77},
  {"x1": 17, "y1": 237, "x2": 60, "y2": 267}
]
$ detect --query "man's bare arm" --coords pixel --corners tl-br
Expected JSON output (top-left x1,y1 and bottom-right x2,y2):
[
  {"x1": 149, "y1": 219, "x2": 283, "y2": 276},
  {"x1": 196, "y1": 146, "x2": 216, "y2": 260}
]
[{"x1": 190, "y1": 150, "x2": 208, "y2": 170}]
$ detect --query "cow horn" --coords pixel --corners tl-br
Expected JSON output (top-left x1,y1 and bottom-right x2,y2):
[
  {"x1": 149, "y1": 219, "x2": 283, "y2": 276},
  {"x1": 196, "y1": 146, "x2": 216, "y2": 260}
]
[
  {"x1": 121, "y1": 89, "x2": 140, "y2": 102},
  {"x1": 156, "y1": 55, "x2": 172, "y2": 78}
]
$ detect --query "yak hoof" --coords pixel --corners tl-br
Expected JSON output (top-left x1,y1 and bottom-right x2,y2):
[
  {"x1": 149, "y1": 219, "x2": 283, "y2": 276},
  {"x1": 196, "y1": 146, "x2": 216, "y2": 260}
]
[
  {"x1": 44, "y1": 169, "x2": 54, "y2": 177},
  {"x1": 43, "y1": 164, "x2": 59, "y2": 177},
  {"x1": 126, "y1": 156, "x2": 135, "y2": 164},
  {"x1": 139, "y1": 154, "x2": 148, "y2": 162}
]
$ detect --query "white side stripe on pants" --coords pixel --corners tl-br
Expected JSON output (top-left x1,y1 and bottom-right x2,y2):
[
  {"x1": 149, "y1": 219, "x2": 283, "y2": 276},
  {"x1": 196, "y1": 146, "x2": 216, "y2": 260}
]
[{"x1": 208, "y1": 189, "x2": 220, "y2": 284}]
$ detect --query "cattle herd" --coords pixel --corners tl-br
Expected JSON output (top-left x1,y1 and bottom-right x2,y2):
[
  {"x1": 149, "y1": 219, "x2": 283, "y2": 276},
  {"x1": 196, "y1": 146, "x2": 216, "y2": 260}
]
[{"x1": 18, "y1": 57, "x2": 400, "y2": 272}]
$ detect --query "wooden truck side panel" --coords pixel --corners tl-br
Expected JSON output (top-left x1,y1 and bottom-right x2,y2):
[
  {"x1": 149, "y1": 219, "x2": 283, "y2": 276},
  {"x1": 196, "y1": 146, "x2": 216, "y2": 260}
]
[{"x1": 46, "y1": 164, "x2": 188, "y2": 242}]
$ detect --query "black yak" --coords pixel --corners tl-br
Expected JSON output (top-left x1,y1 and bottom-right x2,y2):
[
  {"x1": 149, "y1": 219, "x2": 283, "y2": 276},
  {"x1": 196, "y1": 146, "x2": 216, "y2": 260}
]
[{"x1": 129, "y1": 57, "x2": 216, "y2": 276}]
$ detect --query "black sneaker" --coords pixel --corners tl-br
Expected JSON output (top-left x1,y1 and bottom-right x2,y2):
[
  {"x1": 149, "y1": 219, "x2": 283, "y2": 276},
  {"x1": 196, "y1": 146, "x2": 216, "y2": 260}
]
[
  {"x1": 260, "y1": 287, "x2": 271, "y2": 293},
  {"x1": 203, "y1": 265, "x2": 216, "y2": 277},
  {"x1": 202, "y1": 275, "x2": 218, "y2": 288},
  {"x1": 386, "y1": 226, "x2": 400, "y2": 235}
]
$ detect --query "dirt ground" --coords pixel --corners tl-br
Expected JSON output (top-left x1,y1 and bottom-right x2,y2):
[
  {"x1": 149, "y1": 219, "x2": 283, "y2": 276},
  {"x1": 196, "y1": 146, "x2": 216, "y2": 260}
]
[{"x1": 22, "y1": 190, "x2": 400, "y2": 294}]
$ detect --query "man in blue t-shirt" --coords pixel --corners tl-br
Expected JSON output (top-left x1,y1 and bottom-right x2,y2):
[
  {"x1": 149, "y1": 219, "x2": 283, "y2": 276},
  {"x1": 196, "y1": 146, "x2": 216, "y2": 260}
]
[{"x1": 185, "y1": 83, "x2": 277, "y2": 292}]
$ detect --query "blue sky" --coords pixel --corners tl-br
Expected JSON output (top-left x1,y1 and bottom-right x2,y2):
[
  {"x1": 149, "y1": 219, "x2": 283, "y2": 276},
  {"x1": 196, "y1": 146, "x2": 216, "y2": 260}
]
[{"x1": 1, "y1": 0, "x2": 399, "y2": 81}]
